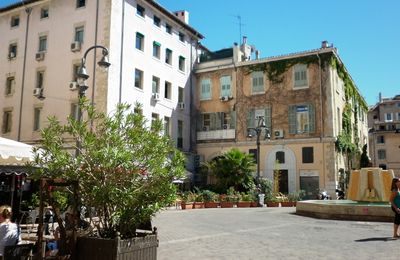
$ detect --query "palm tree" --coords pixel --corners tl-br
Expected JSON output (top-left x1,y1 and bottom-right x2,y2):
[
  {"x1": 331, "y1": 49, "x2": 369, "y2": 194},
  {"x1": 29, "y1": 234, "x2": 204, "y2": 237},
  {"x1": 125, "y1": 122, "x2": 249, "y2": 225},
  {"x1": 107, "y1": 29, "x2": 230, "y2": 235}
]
[{"x1": 204, "y1": 148, "x2": 256, "y2": 193}]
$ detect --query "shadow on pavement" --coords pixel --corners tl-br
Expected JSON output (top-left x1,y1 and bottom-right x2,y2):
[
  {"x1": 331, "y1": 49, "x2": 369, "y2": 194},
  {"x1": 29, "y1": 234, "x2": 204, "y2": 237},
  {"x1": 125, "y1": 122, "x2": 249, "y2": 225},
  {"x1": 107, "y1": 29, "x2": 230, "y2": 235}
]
[{"x1": 355, "y1": 237, "x2": 398, "y2": 242}]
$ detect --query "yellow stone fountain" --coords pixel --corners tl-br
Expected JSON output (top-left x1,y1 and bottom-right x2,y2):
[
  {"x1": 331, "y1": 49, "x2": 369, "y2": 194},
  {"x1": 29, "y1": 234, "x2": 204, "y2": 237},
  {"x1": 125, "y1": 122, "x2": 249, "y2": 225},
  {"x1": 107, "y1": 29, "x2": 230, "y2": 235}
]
[{"x1": 296, "y1": 168, "x2": 395, "y2": 222}]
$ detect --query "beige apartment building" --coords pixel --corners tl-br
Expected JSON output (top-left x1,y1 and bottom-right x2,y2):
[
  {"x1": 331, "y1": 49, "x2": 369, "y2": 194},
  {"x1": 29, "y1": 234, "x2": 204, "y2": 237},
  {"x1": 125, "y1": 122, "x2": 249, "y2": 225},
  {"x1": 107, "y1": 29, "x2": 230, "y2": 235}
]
[
  {"x1": 194, "y1": 40, "x2": 368, "y2": 198},
  {"x1": 368, "y1": 94, "x2": 400, "y2": 176},
  {"x1": 0, "y1": 0, "x2": 203, "y2": 170}
]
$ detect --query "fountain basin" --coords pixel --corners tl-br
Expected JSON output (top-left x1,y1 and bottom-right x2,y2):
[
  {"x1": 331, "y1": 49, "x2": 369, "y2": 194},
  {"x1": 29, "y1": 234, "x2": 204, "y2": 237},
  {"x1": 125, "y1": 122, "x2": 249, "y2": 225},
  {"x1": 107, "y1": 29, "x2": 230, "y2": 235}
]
[{"x1": 296, "y1": 200, "x2": 393, "y2": 222}]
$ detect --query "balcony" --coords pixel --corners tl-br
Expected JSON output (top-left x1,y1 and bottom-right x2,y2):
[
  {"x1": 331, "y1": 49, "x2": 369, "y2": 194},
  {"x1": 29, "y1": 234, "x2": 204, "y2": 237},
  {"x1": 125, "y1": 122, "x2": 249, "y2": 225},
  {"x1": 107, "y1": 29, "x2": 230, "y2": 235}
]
[{"x1": 197, "y1": 128, "x2": 235, "y2": 141}]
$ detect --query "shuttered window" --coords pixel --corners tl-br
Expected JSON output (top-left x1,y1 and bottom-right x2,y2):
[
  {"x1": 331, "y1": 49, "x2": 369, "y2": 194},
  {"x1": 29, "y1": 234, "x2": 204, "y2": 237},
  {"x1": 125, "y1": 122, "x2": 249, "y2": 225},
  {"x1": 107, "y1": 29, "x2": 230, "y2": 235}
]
[
  {"x1": 251, "y1": 71, "x2": 264, "y2": 93},
  {"x1": 200, "y1": 78, "x2": 211, "y2": 100},
  {"x1": 294, "y1": 64, "x2": 308, "y2": 88},
  {"x1": 220, "y1": 75, "x2": 231, "y2": 97}
]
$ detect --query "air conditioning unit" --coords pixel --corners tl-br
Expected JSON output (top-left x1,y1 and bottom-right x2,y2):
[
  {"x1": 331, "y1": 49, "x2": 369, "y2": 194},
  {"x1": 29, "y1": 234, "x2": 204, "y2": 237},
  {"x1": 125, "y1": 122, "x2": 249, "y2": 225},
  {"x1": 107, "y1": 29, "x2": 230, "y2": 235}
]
[
  {"x1": 202, "y1": 126, "x2": 210, "y2": 131},
  {"x1": 35, "y1": 52, "x2": 45, "y2": 61},
  {"x1": 223, "y1": 124, "x2": 229, "y2": 129},
  {"x1": 152, "y1": 93, "x2": 160, "y2": 101},
  {"x1": 33, "y1": 87, "x2": 42, "y2": 97},
  {"x1": 220, "y1": 96, "x2": 230, "y2": 102},
  {"x1": 69, "y1": 82, "x2": 78, "y2": 91},
  {"x1": 178, "y1": 102, "x2": 185, "y2": 109},
  {"x1": 71, "y1": 41, "x2": 81, "y2": 52},
  {"x1": 8, "y1": 52, "x2": 16, "y2": 59},
  {"x1": 274, "y1": 129, "x2": 284, "y2": 138}
]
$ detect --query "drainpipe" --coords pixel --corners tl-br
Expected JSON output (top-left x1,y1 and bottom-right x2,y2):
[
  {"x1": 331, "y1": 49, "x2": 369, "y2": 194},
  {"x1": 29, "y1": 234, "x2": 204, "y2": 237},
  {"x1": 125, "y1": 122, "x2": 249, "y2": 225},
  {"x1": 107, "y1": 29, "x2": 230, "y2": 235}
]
[
  {"x1": 189, "y1": 38, "x2": 194, "y2": 153},
  {"x1": 317, "y1": 53, "x2": 327, "y2": 190},
  {"x1": 118, "y1": 0, "x2": 126, "y2": 103},
  {"x1": 17, "y1": 7, "x2": 32, "y2": 141},
  {"x1": 90, "y1": 0, "x2": 100, "y2": 106}
]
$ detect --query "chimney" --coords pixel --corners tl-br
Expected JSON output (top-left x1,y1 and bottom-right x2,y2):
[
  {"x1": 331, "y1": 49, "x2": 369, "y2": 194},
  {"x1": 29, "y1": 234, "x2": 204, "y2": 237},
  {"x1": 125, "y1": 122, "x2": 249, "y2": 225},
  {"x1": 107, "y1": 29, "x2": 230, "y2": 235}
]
[
  {"x1": 255, "y1": 50, "x2": 260, "y2": 59},
  {"x1": 173, "y1": 10, "x2": 189, "y2": 24},
  {"x1": 242, "y1": 36, "x2": 247, "y2": 45},
  {"x1": 379, "y1": 92, "x2": 382, "y2": 102},
  {"x1": 321, "y1": 40, "x2": 328, "y2": 48}
]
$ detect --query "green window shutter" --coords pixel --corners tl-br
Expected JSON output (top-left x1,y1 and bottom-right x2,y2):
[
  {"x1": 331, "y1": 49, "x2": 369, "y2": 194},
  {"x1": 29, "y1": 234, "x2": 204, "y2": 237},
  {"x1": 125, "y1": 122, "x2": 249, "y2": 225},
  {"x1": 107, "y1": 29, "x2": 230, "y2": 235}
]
[
  {"x1": 216, "y1": 112, "x2": 223, "y2": 130},
  {"x1": 210, "y1": 113, "x2": 217, "y2": 130},
  {"x1": 247, "y1": 109, "x2": 255, "y2": 130},
  {"x1": 288, "y1": 105, "x2": 296, "y2": 134},
  {"x1": 230, "y1": 111, "x2": 236, "y2": 129},
  {"x1": 308, "y1": 104, "x2": 315, "y2": 133},
  {"x1": 265, "y1": 107, "x2": 271, "y2": 129},
  {"x1": 153, "y1": 41, "x2": 161, "y2": 46},
  {"x1": 136, "y1": 32, "x2": 144, "y2": 38}
]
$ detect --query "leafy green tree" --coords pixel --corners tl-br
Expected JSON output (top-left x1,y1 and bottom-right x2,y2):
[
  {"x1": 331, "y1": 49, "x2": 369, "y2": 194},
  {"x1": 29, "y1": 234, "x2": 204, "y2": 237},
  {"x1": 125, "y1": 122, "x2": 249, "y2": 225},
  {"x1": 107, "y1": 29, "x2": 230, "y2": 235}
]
[
  {"x1": 204, "y1": 148, "x2": 255, "y2": 193},
  {"x1": 30, "y1": 101, "x2": 185, "y2": 239}
]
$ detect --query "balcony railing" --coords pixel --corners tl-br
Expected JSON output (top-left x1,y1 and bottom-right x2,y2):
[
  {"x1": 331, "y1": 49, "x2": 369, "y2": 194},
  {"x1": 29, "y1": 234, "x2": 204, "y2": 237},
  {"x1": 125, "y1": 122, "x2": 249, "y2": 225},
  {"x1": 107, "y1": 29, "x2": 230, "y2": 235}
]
[{"x1": 197, "y1": 128, "x2": 235, "y2": 141}]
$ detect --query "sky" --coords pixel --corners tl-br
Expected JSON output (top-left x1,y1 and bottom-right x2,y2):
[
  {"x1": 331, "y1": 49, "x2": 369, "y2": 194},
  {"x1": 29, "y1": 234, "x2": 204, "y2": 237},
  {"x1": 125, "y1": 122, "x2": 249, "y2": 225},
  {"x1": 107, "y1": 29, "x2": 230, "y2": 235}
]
[{"x1": 2, "y1": 0, "x2": 399, "y2": 106}]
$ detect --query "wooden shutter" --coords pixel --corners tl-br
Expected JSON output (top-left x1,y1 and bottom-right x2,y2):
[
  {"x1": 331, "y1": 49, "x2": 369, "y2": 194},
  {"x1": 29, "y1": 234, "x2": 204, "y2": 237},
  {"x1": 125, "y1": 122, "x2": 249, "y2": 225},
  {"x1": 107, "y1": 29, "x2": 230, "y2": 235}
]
[
  {"x1": 288, "y1": 105, "x2": 296, "y2": 134},
  {"x1": 265, "y1": 107, "x2": 271, "y2": 129},
  {"x1": 247, "y1": 109, "x2": 255, "y2": 129},
  {"x1": 216, "y1": 112, "x2": 223, "y2": 130},
  {"x1": 308, "y1": 104, "x2": 315, "y2": 133},
  {"x1": 210, "y1": 113, "x2": 217, "y2": 130},
  {"x1": 230, "y1": 111, "x2": 236, "y2": 129}
]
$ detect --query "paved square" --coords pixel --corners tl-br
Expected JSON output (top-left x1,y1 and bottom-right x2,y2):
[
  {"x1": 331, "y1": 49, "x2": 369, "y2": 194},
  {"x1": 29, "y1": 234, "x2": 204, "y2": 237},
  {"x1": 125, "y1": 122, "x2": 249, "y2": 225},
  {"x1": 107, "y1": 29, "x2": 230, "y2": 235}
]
[{"x1": 153, "y1": 207, "x2": 398, "y2": 259}]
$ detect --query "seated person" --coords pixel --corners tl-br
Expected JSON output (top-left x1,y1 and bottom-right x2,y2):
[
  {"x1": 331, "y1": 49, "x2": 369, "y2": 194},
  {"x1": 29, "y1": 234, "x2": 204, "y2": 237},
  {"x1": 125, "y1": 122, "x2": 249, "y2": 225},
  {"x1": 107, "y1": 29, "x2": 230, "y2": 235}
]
[{"x1": 0, "y1": 205, "x2": 21, "y2": 257}]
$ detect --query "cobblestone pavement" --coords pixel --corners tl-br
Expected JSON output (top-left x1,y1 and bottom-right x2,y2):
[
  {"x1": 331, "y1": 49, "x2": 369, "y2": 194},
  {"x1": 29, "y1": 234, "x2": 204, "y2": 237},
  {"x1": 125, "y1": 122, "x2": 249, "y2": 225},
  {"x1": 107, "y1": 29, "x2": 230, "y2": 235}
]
[{"x1": 153, "y1": 207, "x2": 398, "y2": 260}]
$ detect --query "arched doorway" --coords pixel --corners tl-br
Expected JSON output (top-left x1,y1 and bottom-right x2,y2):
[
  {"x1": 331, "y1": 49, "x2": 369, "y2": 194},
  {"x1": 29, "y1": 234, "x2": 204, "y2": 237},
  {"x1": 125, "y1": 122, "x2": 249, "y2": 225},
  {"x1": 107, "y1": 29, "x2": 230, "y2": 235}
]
[{"x1": 265, "y1": 145, "x2": 296, "y2": 194}]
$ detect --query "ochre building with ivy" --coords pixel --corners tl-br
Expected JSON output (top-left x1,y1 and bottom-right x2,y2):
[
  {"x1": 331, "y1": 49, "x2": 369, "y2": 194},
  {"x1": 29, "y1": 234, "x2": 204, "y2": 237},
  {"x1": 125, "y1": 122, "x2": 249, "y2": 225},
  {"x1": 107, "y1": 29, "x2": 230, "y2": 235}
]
[{"x1": 194, "y1": 39, "x2": 368, "y2": 198}]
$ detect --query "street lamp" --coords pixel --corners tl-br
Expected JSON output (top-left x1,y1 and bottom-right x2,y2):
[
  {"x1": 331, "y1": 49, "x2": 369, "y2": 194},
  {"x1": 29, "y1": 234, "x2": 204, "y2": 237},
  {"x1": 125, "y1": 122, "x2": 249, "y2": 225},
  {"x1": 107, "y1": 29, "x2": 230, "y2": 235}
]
[
  {"x1": 247, "y1": 116, "x2": 270, "y2": 205},
  {"x1": 75, "y1": 45, "x2": 111, "y2": 155}
]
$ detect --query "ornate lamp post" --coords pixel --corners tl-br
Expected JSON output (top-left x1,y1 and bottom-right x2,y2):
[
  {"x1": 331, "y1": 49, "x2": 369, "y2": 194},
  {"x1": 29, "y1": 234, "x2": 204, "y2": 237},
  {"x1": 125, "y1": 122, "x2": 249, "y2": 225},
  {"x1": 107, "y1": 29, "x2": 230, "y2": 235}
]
[
  {"x1": 75, "y1": 45, "x2": 111, "y2": 155},
  {"x1": 247, "y1": 116, "x2": 270, "y2": 206}
]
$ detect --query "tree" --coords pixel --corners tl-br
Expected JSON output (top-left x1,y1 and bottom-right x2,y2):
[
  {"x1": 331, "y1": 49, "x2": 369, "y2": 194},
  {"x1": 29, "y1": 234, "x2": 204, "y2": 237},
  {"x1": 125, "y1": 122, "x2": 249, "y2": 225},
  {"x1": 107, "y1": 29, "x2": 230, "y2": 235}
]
[
  {"x1": 30, "y1": 101, "x2": 185, "y2": 239},
  {"x1": 204, "y1": 148, "x2": 255, "y2": 193}
]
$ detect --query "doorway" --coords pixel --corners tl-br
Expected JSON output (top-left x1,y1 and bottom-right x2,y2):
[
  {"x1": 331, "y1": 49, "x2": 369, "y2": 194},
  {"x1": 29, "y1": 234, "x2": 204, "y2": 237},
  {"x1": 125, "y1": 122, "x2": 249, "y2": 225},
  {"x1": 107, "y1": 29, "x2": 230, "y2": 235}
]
[{"x1": 300, "y1": 176, "x2": 319, "y2": 199}]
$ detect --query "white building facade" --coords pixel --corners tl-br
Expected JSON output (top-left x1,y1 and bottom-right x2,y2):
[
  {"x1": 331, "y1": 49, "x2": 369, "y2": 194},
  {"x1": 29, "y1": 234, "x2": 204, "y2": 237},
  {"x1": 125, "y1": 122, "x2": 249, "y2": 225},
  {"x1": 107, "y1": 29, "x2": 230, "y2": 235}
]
[{"x1": 0, "y1": 0, "x2": 203, "y2": 158}]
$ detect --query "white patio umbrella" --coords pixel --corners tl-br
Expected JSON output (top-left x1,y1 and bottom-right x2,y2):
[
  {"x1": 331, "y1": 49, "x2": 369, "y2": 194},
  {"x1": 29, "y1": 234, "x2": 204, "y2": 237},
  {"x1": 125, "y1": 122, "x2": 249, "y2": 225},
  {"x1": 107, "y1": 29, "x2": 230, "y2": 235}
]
[{"x1": 0, "y1": 137, "x2": 34, "y2": 166}]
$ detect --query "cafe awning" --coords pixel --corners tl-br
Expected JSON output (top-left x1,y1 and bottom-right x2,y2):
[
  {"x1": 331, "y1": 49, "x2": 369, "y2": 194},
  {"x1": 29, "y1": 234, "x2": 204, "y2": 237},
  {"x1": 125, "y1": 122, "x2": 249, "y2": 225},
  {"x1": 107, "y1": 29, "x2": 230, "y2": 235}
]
[{"x1": 0, "y1": 137, "x2": 35, "y2": 166}]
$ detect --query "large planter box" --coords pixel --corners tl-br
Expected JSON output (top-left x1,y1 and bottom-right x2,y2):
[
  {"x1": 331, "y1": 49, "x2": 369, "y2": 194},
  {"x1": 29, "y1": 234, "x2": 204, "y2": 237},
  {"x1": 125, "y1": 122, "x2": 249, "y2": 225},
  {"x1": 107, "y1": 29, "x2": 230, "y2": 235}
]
[
  {"x1": 237, "y1": 201, "x2": 251, "y2": 207},
  {"x1": 204, "y1": 202, "x2": 220, "y2": 208},
  {"x1": 193, "y1": 202, "x2": 205, "y2": 209},
  {"x1": 220, "y1": 201, "x2": 235, "y2": 208},
  {"x1": 181, "y1": 202, "x2": 194, "y2": 210},
  {"x1": 266, "y1": 202, "x2": 280, "y2": 207},
  {"x1": 77, "y1": 233, "x2": 158, "y2": 260},
  {"x1": 280, "y1": 201, "x2": 296, "y2": 207}
]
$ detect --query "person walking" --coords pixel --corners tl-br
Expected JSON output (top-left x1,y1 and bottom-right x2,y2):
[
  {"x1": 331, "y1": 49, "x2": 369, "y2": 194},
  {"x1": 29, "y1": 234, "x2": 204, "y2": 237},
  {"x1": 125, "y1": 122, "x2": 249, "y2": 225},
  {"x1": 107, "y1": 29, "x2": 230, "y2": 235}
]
[
  {"x1": 390, "y1": 178, "x2": 400, "y2": 238},
  {"x1": 0, "y1": 205, "x2": 21, "y2": 258}
]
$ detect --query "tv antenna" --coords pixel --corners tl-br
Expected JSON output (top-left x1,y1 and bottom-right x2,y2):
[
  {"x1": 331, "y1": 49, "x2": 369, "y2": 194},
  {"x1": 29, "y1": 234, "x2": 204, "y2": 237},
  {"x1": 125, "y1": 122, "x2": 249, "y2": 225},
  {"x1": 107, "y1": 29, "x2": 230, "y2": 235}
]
[{"x1": 231, "y1": 15, "x2": 245, "y2": 45}]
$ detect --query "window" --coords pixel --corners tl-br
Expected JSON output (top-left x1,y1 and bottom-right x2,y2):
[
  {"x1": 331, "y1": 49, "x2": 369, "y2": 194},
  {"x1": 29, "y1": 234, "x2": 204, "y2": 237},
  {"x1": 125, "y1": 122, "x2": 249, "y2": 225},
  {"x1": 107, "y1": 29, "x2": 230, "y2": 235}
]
[
  {"x1": 8, "y1": 43, "x2": 17, "y2": 59},
  {"x1": 136, "y1": 4, "x2": 145, "y2": 17},
  {"x1": 165, "y1": 49, "x2": 172, "y2": 65},
  {"x1": 2, "y1": 110, "x2": 12, "y2": 134},
  {"x1": 377, "y1": 135, "x2": 385, "y2": 144},
  {"x1": 152, "y1": 41, "x2": 160, "y2": 59},
  {"x1": 177, "y1": 120, "x2": 183, "y2": 149},
  {"x1": 5, "y1": 76, "x2": 15, "y2": 96},
  {"x1": 178, "y1": 32, "x2": 185, "y2": 42},
  {"x1": 397, "y1": 112, "x2": 400, "y2": 121},
  {"x1": 72, "y1": 64, "x2": 80, "y2": 82},
  {"x1": 288, "y1": 104, "x2": 315, "y2": 134},
  {"x1": 385, "y1": 113, "x2": 393, "y2": 122},
  {"x1": 178, "y1": 87, "x2": 184, "y2": 103},
  {"x1": 75, "y1": 26, "x2": 84, "y2": 43},
  {"x1": 36, "y1": 71, "x2": 45, "y2": 89},
  {"x1": 38, "y1": 35, "x2": 47, "y2": 52},
  {"x1": 178, "y1": 56, "x2": 185, "y2": 71},
  {"x1": 249, "y1": 149, "x2": 257, "y2": 164},
  {"x1": 10, "y1": 15, "x2": 19, "y2": 27},
  {"x1": 251, "y1": 71, "x2": 264, "y2": 93},
  {"x1": 200, "y1": 78, "x2": 211, "y2": 100},
  {"x1": 40, "y1": 7, "x2": 49, "y2": 19},
  {"x1": 302, "y1": 147, "x2": 314, "y2": 163},
  {"x1": 202, "y1": 114, "x2": 211, "y2": 128},
  {"x1": 134, "y1": 69, "x2": 143, "y2": 89},
  {"x1": 70, "y1": 103, "x2": 79, "y2": 120},
  {"x1": 76, "y1": 0, "x2": 85, "y2": 8},
  {"x1": 164, "y1": 116, "x2": 170, "y2": 136},
  {"x1": 377, "y1": 149, "x2": 386, "y2": 160},
  {"x1": 397, "y1": 102, "x2": 400, "y2": 108},
  {"x1": 247, "y1": 107, "x2": 271, "y2": 130},
  {"x1": 165, "y1": 23, "x2": 172, "y2": 34},
  {"x1": 135, "y1": 32, "x2": 144, "y2": 51},
  {"x1": 164, "y1": 81, "x2": 171, "y2": 99},
  {"x1": 33, "y1": 107, "x2": 42, "y2": 131},
  {"x1": 152, "y1": 76, "x2": 160, "y2": 94},
  {"x1": 293, "y1": 64, "x2": 308, "y2": 88},
  {"x1": 276, "y1": 151, "x2": 285, "y2": 164},
  {"x1": 153, "y1": 16, "x2": 161, "y2": 27},
  {"x1": 220, "y1": 75, "x2": 231, "y2": 97}
]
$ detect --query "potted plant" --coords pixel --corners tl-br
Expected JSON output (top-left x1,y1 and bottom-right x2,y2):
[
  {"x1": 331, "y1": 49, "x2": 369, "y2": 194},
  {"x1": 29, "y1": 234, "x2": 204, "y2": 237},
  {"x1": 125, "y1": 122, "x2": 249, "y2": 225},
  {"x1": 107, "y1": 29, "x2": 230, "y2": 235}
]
[
  {"x1": 201, "y1": 190, "x2": 220, "y2": 208},
  {"x1": 181, "y1": 191, "x2": 195, "y2": 210},
  {"x1": 30, "y1": 102, "x2": 185, "y2": 259},
  {"x1": 237, "y1": 193, "x2": 252, "y2": 207},
  {"x1": 193, "y1": 191, "x2": 205, "y2": 209},
  {"x1": 220, "y1": 187, "x2": 238, "y2": 208}
]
